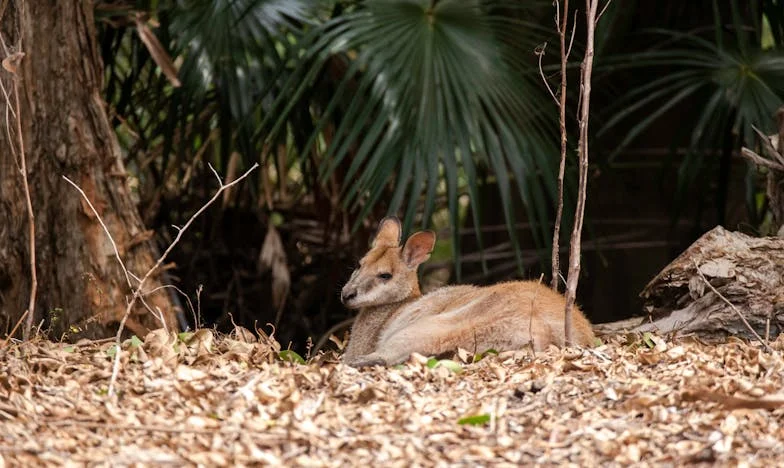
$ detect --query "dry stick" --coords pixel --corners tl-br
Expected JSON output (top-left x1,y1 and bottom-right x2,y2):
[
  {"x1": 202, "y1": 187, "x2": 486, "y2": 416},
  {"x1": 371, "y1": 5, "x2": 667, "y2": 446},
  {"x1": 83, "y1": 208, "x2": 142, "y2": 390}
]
[
  {"x1": 104, "y1": 163, "x2": 258, "y2": 397},
  {"x1": 692, "y1": 259, "x2": 773, "y2": 353},
  {"x1": 143, "y1": 284, "x2": 196, "y2": 327},
  {"x1": 62, "y1": 177, "x2": 137, "y2": 290},
  {"x1": 1, "y1": 44, "x2": 36, "y2": 340},
  {"x1": 740, "y1": 147, "x2": 784, "y2": 172},
  {"x1": 4, "y1": 309, "x2": 28, "y2": 344},
  {"x1": 551, "y1": 0, "x2": 571, "y2": 291},
  {"x1": 536, "y1": 43, "x2": 558, "y2": 105},
  {"x1": 563, "y1": 0, "x2": 603, "y2": 345},
  {"x1": 12, "y1": 68, "x2": 36, "y2": 341},
  {"x1": 62, "y1": 176, "x2": 166, "y2": 336}
]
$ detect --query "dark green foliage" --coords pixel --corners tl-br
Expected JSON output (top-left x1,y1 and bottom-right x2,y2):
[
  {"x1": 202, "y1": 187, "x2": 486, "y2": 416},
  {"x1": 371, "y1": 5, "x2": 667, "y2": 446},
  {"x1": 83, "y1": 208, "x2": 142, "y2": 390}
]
[
  {"x1": 95, "y1": 0, "x2": 784, "y2": 348},
  {"x1": 598, "y1": 0, "x2": 784, "y2": 224},
  {"x1": 259, "y1": 1, "x2": 562, "y2": 275}
]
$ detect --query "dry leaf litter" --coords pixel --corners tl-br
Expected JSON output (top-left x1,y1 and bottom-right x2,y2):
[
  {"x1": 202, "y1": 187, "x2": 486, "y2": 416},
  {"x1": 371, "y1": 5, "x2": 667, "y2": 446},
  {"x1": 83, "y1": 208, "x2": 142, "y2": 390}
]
[{"x1": 1, "y1": 328, "x2": 783, "y2": 467}]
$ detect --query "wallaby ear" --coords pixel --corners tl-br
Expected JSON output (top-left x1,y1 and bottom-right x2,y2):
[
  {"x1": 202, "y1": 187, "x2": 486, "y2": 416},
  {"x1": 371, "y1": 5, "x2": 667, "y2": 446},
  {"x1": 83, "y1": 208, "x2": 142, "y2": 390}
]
[
  {"x1": 372, "y1": 216, "x2": 402, "y2": 248},
  {"x1": 401, "y1": 231, "x2": 436, "y2": 268}
]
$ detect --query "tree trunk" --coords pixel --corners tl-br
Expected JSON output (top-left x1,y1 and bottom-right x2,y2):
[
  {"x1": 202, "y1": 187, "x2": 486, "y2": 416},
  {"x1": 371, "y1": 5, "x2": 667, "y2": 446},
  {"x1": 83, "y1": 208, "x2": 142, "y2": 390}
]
[
  {"x1": 0, "y1": 1, "x2": 176, "y2": 339},
  {"x1": 593, "y1": 227, "x2": 784, "y2": 341}
]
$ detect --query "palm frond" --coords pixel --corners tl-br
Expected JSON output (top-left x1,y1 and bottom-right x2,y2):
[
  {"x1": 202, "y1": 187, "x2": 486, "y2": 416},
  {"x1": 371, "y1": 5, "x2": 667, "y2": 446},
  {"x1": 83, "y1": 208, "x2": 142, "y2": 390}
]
[{"x1": 262, "y1": 0, "x2": 561, "y2": 276}]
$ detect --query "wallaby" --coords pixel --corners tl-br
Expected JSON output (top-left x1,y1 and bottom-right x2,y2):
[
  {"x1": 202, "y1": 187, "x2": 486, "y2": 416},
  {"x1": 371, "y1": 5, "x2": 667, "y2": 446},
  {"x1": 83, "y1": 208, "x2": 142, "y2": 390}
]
[{"x1": 341, "y1": 217, "x2": 595, "y2": 367}]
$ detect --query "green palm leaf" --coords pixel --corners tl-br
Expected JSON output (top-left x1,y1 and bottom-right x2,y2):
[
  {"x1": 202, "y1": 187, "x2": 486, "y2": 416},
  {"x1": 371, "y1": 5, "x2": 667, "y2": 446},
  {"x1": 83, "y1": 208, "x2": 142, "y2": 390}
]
[
  {"x1": 165, "y1": 0, "x2": 316, "y2": 172},
  {"x1": 263, "y1": 0, "x2": 560, "y2": 276},
  {"x1": 598, "y1": 8, "x2": 784, "y2": 224},
  {"x1": 601, "y1": 18, "x2": 784, "y2": 153}
]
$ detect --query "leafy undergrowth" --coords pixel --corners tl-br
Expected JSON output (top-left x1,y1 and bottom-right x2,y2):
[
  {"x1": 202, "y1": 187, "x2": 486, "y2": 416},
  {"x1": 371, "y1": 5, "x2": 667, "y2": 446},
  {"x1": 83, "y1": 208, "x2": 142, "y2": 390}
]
[{"x1": 1, "y1": 329, "x2": 783, "y2": 466}]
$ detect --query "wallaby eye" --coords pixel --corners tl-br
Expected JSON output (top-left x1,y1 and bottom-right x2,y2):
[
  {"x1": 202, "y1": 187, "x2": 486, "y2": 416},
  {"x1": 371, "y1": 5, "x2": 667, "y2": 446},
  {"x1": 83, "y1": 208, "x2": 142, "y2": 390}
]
[{"x1": 377, "y1": 272, "x2": 393, "y2": 280}]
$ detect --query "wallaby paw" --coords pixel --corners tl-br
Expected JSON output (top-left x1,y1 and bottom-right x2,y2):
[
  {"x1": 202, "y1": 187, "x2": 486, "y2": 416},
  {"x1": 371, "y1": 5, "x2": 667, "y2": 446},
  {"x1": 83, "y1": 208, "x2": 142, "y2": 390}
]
[{"x1": 347, "y1": 355, "x2": 387, "y2": 368}]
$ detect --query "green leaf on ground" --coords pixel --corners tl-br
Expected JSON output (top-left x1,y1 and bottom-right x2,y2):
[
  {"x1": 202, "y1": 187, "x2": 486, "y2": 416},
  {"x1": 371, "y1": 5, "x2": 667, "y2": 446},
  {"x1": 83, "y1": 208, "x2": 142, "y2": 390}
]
[
  {"x1": 458, "y1": 414, "x2": 491, "y2": 426},
  {"x1": 279, "y1": 350, "x2": 306, "y2": 365},
  {"x1": 434, "y1": 359, "x2": 463, "y2": 374},
  {"x1": 472, "y1": 349, "x2": 499, "y2": 363},
  {"x1": 642, "y1": 332, "x2": 656, "y2": 349}
]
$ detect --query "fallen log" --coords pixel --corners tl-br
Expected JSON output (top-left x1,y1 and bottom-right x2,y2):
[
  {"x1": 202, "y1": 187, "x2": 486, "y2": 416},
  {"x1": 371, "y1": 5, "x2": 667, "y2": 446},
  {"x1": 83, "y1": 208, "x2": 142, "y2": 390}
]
[{"x1": 594, "y1": 226, "x2": 784, "y2": 342}]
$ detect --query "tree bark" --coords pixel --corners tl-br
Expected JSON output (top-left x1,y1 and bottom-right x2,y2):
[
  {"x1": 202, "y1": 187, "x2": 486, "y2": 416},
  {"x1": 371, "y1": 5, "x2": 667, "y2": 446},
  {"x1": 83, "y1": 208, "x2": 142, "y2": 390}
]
[
  {"x1": 593, "y1": 227, "x2": 784, "y2": 341},
  {"x1": 0, "y1": 1, "x2": 176, "y2": 339}
]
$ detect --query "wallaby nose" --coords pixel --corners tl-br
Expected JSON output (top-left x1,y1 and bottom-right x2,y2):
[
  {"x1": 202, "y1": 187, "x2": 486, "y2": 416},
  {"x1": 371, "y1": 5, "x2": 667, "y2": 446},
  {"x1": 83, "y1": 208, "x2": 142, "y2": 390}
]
[{"x1": 341, "y1": 290, "x2": 357, "y2": 304}]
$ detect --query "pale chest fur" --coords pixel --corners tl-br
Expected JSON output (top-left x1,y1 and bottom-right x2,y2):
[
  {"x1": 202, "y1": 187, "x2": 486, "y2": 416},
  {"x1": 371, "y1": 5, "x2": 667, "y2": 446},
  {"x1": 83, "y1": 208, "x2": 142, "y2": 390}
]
[{"x1": 343, "y1": 303, "x2": 401, "y2": 361}]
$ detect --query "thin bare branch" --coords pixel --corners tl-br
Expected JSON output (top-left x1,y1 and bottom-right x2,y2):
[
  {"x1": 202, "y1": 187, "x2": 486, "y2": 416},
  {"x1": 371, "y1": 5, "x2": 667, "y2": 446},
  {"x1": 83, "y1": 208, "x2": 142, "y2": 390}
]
[
  {"x1": 563, "y1": 0, "x2": 601, "y2": 344},
  {"x1": 596, "y1": 0, "x2": 612, "y2": 23},
  {"x1": 143, "y1": 284, "x2": 196, "y2": 328},
  {"x1": 62, "y1": 177, "x2": 137, "y2": 290},
  {"x1": 106, "y1": 163, "x2": 259, "y2": 397},
  {"x1": 1, "y1": 39, "x2": 36, "y2": 340},
  {"x1": 12, "y1": 62, "x2": 36, "y2": 341},
  {"x1": 208, "y1": 162, "x2": 224, "y2": 187},
  {"x1": 62, "y1": 176, "x2": 171, "y2": 333},
  {"x1": 741, "y1": 148, "x2": 784, "y2": 172},
  {"x1": 692, "y1": 259, "x2": 773, "y2": 353},
  {"x1": 751, "y1": 125, "x2": 784, "y2": 167},
  {"x1": 566, "y1": 10, "x2": 579, "y2": 59},
  {"x1": 536, "y1": 42, "x2": 559, "y2": 106},
  {"x1": 551, "y1": 0, "x2": 570, "y2": 290},
  {"x1": 134, "y1": 15, "x2": 181, "y2": 88},
  {"x1": 3, "y1": 309, "x2": 28, "y2": 344}
]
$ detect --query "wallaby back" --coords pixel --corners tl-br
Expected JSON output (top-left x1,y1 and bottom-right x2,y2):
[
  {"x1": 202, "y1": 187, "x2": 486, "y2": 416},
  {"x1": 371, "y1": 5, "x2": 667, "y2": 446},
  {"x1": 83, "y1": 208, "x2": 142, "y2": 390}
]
[{"x1": 341, "y1": 218, "x2": 595, "y2": 367}]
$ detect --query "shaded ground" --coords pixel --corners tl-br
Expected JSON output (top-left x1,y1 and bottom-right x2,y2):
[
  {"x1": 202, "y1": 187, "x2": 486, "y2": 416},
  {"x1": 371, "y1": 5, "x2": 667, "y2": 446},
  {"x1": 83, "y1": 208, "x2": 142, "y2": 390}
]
[{"x1": 1, "y1": 330, "x2": 783, "y2": 466}]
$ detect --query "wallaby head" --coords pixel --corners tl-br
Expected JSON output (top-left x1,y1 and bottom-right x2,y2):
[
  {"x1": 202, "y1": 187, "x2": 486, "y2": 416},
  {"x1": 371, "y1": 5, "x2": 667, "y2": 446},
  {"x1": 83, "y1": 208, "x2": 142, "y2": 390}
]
[{"x1": 341, "y1": 217, "x2": 435, "y2": 310}]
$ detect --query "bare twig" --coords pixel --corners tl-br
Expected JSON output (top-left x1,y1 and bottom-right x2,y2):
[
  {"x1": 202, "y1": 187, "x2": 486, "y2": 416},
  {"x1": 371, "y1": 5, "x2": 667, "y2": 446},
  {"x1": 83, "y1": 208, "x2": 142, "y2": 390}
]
[
  {"x1": 535, "y1": 43, "x2": 559, "y2": 106},
  {"x1": 134, "y1": 16, "x2": 181, "y2": 88},
  {"x1": 751, "y1": 126, "x2": 784, "y2": 166},
  {"x1": 563, "y1": 0, "x2": 604, "y2": 344},
  {"x1": 105, "y1": 163, "x2": 258, "y2": 397},
  {"x1": 196, "y1": 284, "x2": 203, "y2": 329},
  {"x1": 62, "y1": 177, "x2": 137, "y2": 289},
  {"x1": 692, "y1": 259, "x2": 773, "y2": 353},
  {"x1": 740, "y1": 148, "x2": 784, "y2": 172},
  {"x1": 551, "y1": 0, "x2": 570, "y2": 291},
  {"x1": 1, "y1": 41, "x2": 36, "y2": 340},
  {"x1": 143, "y1": 284, "x2": 196, "y2": 328},
  {"x1": 596, "y1": 0, "x2": 612, "y2": 23},
  {"x1": 62, "y1": 177, "x2": 166, "y2": 335},
  {"x1": 4, "y1": 308, "x2": 28, "y2": 343},
  {"x1": 566, "y1": 10, "x2": 579, "y2": 59}
]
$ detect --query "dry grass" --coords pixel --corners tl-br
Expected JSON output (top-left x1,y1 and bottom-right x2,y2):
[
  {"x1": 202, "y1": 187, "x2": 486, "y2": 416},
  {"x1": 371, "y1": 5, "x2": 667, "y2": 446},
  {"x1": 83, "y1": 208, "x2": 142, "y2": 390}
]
[{"x1": 1, "y1": 330, "x2": 783, "y2": 466}]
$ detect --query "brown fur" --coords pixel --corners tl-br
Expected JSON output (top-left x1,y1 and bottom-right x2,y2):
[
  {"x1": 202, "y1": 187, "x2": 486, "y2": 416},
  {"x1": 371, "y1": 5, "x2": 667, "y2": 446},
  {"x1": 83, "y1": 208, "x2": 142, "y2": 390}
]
[{"x1": 341, "y1": 218, "x2": 595, "y2": 367}]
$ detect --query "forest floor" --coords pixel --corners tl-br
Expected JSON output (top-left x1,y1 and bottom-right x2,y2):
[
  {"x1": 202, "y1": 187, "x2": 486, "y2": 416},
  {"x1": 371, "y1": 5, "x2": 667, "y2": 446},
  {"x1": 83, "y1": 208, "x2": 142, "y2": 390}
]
[{"x1": 1, "y1": 329, "x2": 783, "y2": 467}]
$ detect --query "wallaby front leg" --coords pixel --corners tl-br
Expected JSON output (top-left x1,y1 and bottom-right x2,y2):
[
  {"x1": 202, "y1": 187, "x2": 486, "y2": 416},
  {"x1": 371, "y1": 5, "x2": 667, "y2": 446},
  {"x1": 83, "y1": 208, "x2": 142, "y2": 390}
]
[
  {"x1": 345, "y1": 352, "x2": 388, "y2": 368},
  {"x1": 353, "y1": 326, "x2": 444, "y2": 367}
]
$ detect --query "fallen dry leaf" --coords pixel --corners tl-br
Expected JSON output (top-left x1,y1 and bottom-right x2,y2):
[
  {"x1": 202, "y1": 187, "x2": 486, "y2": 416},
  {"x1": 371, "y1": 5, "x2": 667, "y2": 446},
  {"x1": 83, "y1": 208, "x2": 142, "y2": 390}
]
[{"x1": 0, "y1": 331, "x2": 782, "y2": 465}]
